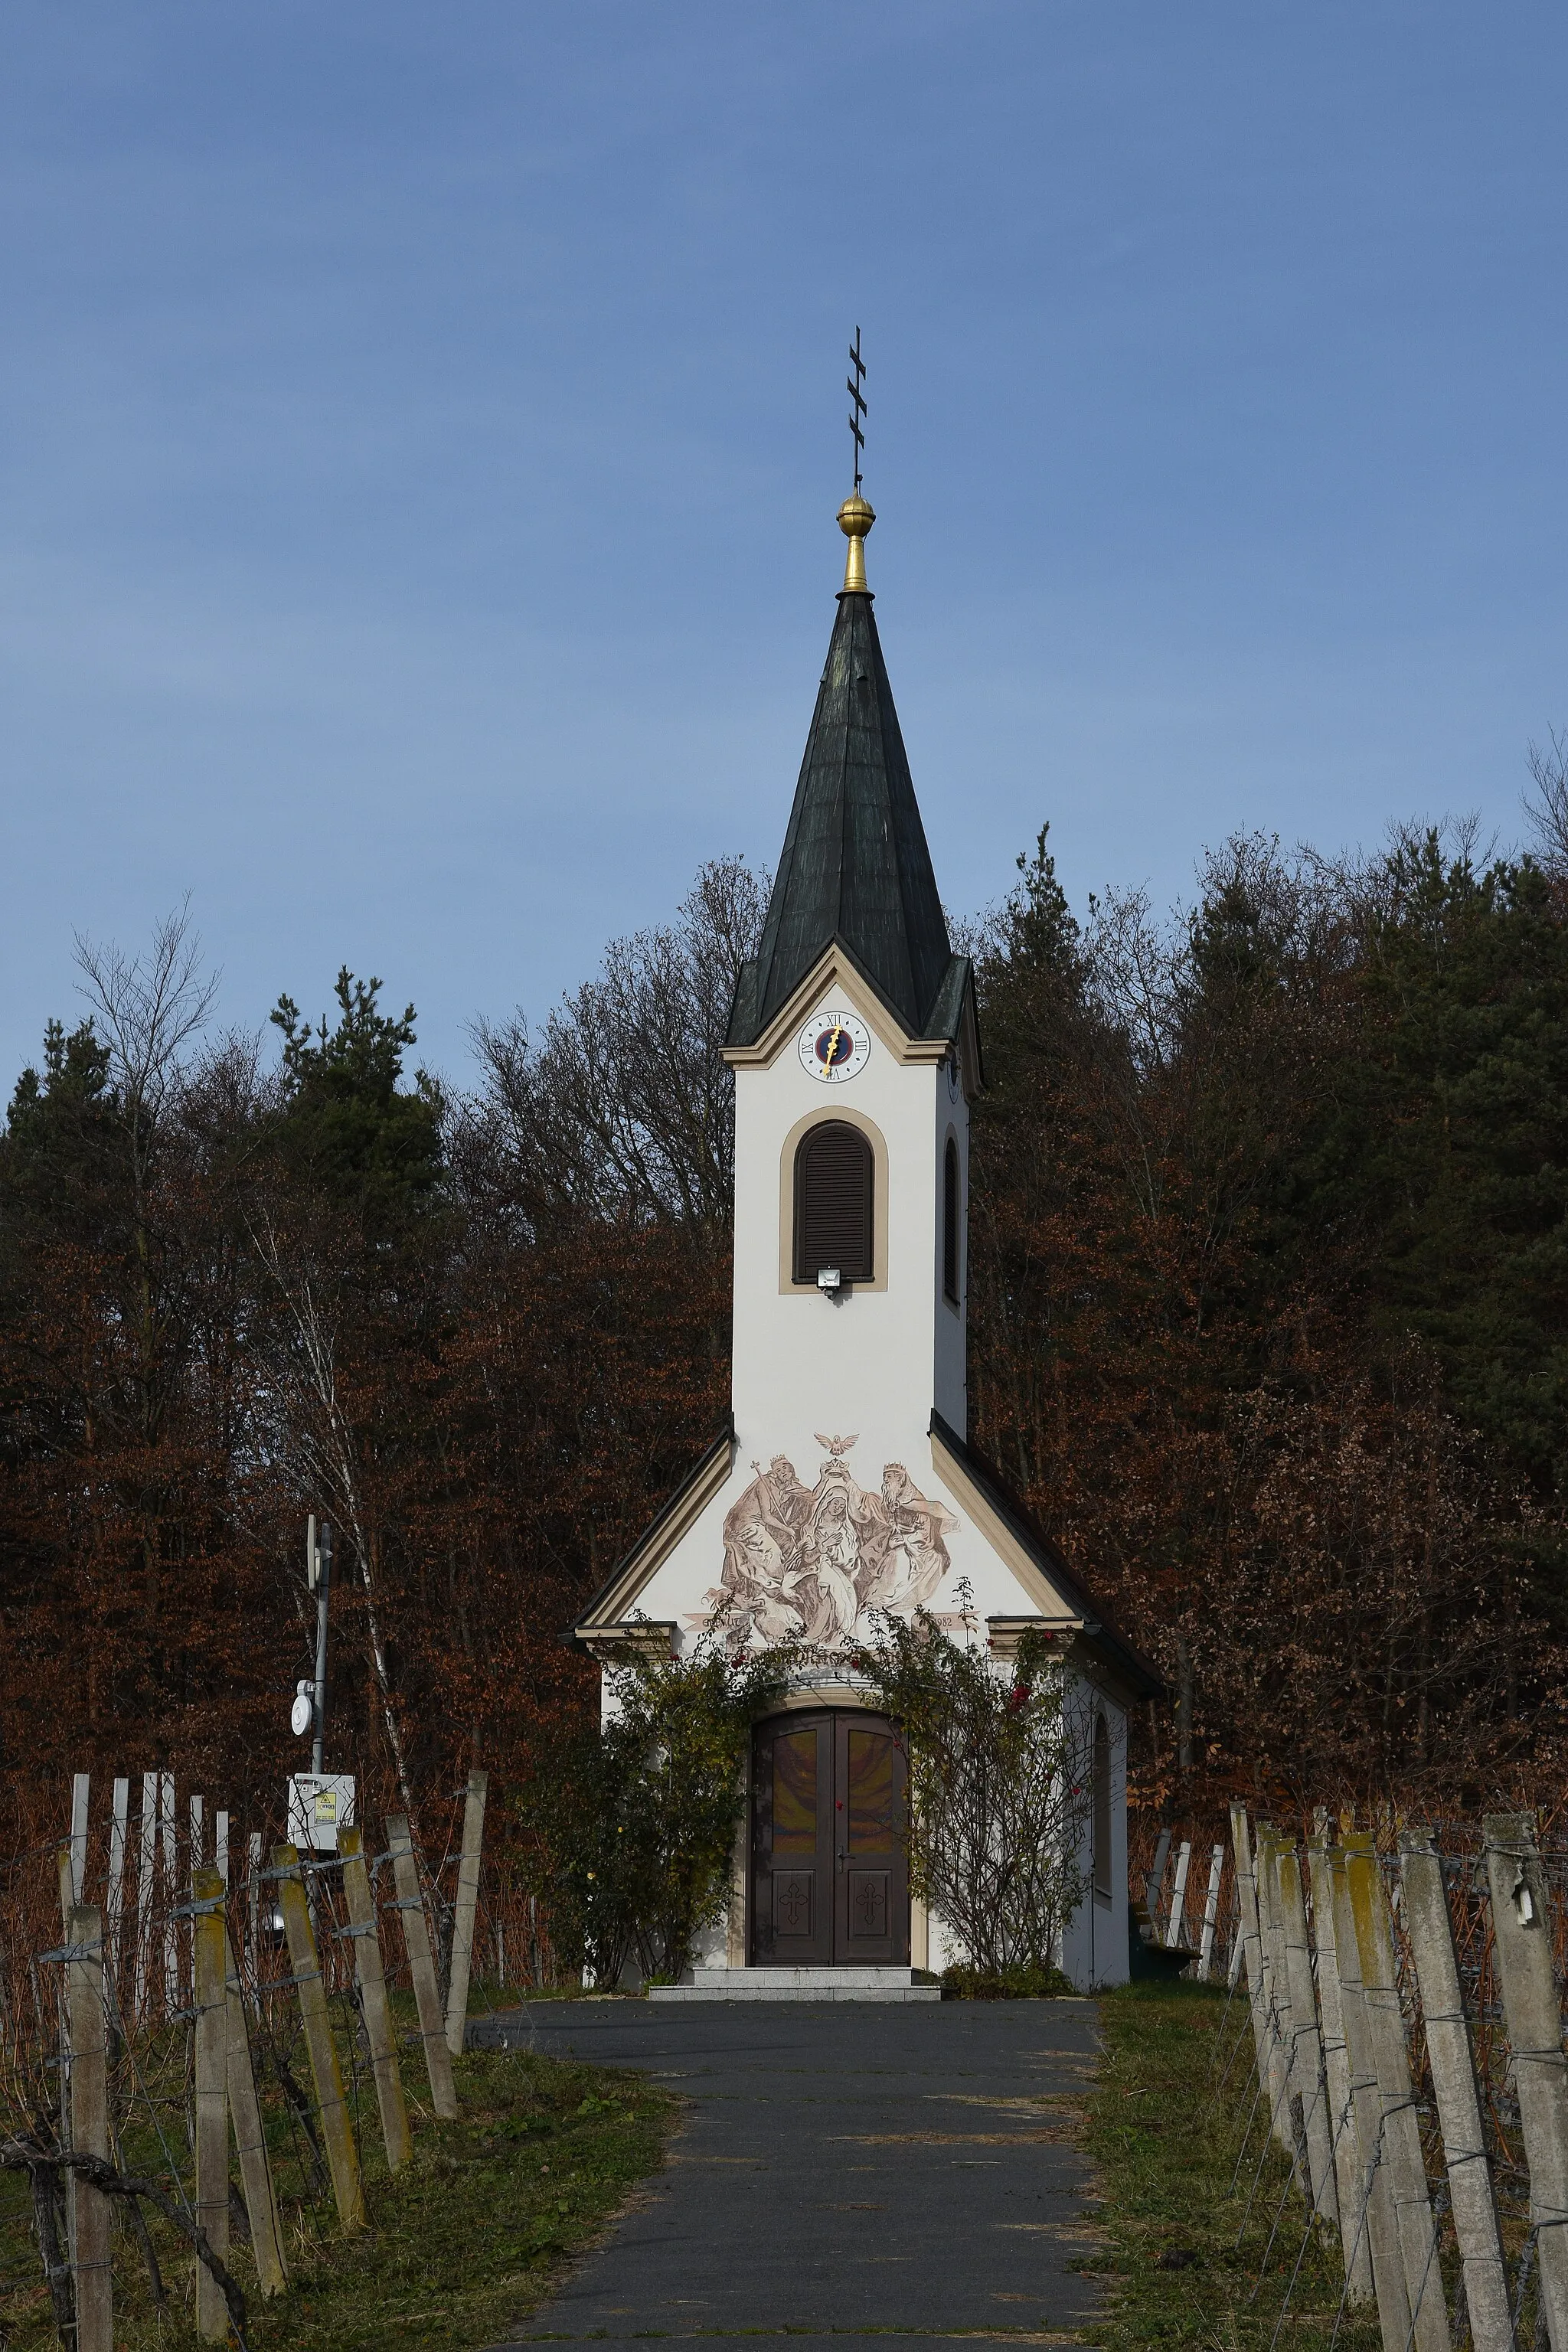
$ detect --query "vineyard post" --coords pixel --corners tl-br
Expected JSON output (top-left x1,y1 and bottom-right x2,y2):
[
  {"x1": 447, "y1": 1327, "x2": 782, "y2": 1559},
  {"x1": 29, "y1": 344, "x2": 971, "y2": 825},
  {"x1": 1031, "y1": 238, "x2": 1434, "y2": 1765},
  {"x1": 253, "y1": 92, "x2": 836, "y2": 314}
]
[
  {"x1": 134, "y1": 1772, "x2": 157, "y2": 2022},
  {"x1": 221, "y1": 1917, "x2": 286, "y2": 2295},
  {"x1": 1484, "y1": 1812, "x2": 1568, "y2": 2352},
  {"x1": 106, "y1": 1779, "x2": 129, "y2": 1992},
  {"x1": 1330, "y1": 1847, "x2": 1412, "y2": 2352},
  {"x1": 387, "y1": 1815, "x2": 459, "y2": 2120},
  {"x1": 1164, "y1": 1839, "x2": 1191, "y2": 1950},
  {"x1": 191, "y1": 1867, "x2": 230, "y2": 2340},
  {"x1": 67, "y1": 1902, "x2": 112, "y2": 2352},
  {"x1": 1399, "y1": 1831, "x2": 1511, "y2": 2352},
  {"x1": 340, "y1": 1825, "x2": 412, "y2": 2170},
  {"x1": 445, "y1": 1769, "x2": 488, "y2": 2057},
  {"x1": 69, "y1": 1773, "x2": 90, "y2": 1906},
  {"x1": 1256, "y1": 1830, "x2": 1298, "y2": 2164},
  {"x1": 1145, "y1": 1827, "x2": 1171, "y2": 1931},
  {"x1": 57, "y1": 1844, "x2": 77, "y2": 2267},
  {"x1": 1307, "y1": 1837, "x2": 1374, "y2": 2305},
  {"x1": 1229, "y1": 1804, "x2": 1272, "y2": 2096},
  {"x1": 272, "y1": 1842, "x2": 367, "y2": 2230},
  {"x1": 1279, "y1": 1844, "x2": 1338, "y2": 2224},
  {"x1": 158, "y1": 1773, "x2": 177, "y2": 2013},
  {"x1": 1195, "y1": 1845, "x2": 1223, "y2": 1981},
  {"x1": 1344, "y1": 1836, "x2": 1449, "y2": 2352},
  {"x1": 247, "y1": 1831, "x2": 262, "y2": 1974}
]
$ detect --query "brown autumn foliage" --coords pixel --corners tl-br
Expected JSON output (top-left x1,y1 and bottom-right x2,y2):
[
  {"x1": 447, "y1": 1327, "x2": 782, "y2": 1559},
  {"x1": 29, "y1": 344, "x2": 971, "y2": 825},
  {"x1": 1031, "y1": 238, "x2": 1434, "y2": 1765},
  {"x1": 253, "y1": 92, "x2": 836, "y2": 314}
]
[
  {"x1": 4, "y1": 804, "x2": 1568, "y2": 1849},
  {"x1": 967, "y1": 818, "x2": 1568, "y2": 1811}
]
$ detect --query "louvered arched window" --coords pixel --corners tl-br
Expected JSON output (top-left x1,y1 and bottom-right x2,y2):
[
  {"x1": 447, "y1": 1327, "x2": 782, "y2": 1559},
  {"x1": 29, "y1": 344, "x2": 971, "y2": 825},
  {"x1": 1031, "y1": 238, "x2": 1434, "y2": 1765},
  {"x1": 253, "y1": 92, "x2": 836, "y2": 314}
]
[
  {"x1": 793, "y1": 1121, "x2": 874, "y2": 1285},
  {"x1": 1092, "y1": 1713, "x2": 1112, "y2": 1900},
  {"x1": 942, "y1": 1135, "x2": 960, "y2": 1305}
]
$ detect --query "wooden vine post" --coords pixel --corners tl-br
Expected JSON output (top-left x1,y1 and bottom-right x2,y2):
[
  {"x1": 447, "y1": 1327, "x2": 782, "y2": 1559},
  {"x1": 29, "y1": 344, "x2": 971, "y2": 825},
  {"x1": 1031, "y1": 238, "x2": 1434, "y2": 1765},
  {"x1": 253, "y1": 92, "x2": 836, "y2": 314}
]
[
  {"x1": 191, "y1": 1869, "x2": 230, "y2": 2340},
  {"x1": 339, "y1": 1826, "x2": 412, "y2": 2169},
  {"x1": 1344, "y1": 1836, "x2": 1449, "y2": 2352},
  {"x1": 66, "y1": 1903, "x2": 112, "y2": 2352},
  {"x1": 272, "y1": 1842, "x2": 367, "y2": 2231},
  {"x1": 220, "y1": 1918, "x2": 286, "y2": 2294},
  {"x1": 387, "y1": 1815, "x2": 459, "y2": 2119},
  {"x1": 1329, "y1": 1847, "x2": 1412, "y2": 2352},
  {"x1": 1229, "y1": 1805, "x2": 1273, "y2": 2113},
  {"x1": 1484, "y1": 1813, "x2": 1568, "y2": 2352},
  {"x1": 1278, "y1": 1845, "x2": 1338, "y2": 2223},
  {"x1": 1399, "y1": 1831, "x2": 1511, "y2": 2352},
  {"x1": 444, "y1": 1769, "x2": 488, "y2": 2058},
  {"x1": 1305, "y1": 1838, "x2": 1374, "y2": 2305}
]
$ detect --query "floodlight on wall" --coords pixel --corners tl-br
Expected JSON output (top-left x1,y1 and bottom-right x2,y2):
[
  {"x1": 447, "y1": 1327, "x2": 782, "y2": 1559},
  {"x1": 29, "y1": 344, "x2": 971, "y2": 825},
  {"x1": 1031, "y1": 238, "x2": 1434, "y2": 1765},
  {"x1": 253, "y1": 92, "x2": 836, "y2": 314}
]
[{"x1": 817, "y1": 1266, "x2": 842, "y2": 1292}]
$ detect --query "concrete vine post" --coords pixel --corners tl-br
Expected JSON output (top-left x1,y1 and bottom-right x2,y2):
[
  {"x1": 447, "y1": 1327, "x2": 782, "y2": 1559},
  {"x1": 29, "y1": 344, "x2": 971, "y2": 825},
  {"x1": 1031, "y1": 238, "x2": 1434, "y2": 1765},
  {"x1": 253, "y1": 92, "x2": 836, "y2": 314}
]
[
  {"x1": 1330, "y1": 1848, "x2": 1413, "y2": 2352},
  {"x1": 66, "y1": 1903, "x2": 112, "y2": 2352},
  {"x1": 272, "y1": 1842, "x2": 367, "y2": 2231},
  {"x1": 1398, "y1": 1831, "x2": 1511, "y2": 2352},
  {"x1": 191, "y1": 1868, "x2": 230, "y2": 2341},
  {"x1": 1484, "y1": 1812, "x2": 1568, "y2": 2352},
  {"x1": 1279, "y1": 1845, "x2": 1338, "y2": 2225},
  {"x1": 340, "y1": 1826, "x2": 412, "y2": 2170},
  {"x1": 1344, "y1": 1836, "x2": 1449, "y2": 2352},
  {"x1": 444, "y1": 1770, "x2": 488, "y2": 2058},
  {"x1": 387, "y1": 1814, "x2": 459, "y2": 2120},
  {"x1": 1306, "y1": 1838, "x2": 1374, "y2": 2305}
]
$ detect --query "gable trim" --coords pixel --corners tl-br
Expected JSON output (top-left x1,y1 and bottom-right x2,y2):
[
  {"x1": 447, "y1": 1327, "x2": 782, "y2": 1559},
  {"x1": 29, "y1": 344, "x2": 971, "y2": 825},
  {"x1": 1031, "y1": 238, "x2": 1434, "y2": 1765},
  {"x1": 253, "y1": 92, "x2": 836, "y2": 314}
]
[
  {"x1": 571, "y1": 1420, "x2": 736, "y2": 1643},
  {"x1": 722, "y1": 939, "x2": 954, "y2": 1073}
]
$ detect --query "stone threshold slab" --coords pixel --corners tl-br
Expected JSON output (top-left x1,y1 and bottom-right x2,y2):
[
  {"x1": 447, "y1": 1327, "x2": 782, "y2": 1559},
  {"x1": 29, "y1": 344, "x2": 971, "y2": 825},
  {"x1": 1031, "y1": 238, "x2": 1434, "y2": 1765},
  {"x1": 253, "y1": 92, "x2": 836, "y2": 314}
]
[
  {"x1": 650, "y1": 1984, "x2": 942, "y2": 2002},
  {"x1": 651, "y1": 1966, "x2": 942, "y2": 2003}
]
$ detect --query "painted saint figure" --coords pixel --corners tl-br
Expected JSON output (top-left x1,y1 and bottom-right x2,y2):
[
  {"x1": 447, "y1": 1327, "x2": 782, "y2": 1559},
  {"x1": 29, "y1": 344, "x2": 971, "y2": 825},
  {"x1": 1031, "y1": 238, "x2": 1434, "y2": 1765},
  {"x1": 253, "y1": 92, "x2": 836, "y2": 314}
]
[{"x1": 703, "y1": 1437, "x2": 959, "y2": 1649}]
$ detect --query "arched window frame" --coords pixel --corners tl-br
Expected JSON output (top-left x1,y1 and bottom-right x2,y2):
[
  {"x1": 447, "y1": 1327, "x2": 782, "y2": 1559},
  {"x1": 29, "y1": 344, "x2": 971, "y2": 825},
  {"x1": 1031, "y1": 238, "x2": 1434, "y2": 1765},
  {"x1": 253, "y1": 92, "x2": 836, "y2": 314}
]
[
  {"x1": 792, "y1": 1119, "x2": 876, "y2": 1287},
  {"x1": 777, "y1": 1106, "x2": 887, "y2": 1292}
]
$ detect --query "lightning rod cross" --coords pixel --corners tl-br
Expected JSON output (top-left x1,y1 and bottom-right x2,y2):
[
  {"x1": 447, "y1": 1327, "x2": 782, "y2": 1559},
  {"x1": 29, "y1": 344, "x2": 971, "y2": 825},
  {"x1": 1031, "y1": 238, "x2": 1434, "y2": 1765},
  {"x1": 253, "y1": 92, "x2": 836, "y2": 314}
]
[{"x1": 847, "y1": 327, "x2": 866, "y2": 493}]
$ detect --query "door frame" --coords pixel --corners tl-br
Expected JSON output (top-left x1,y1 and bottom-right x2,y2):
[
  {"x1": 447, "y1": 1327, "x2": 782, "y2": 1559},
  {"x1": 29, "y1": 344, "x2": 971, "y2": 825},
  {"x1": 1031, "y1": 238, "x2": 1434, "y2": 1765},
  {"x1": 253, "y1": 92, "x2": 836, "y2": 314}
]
[{"x1": 747, "y1": 1701, "x2": 911, "y2": 1967}]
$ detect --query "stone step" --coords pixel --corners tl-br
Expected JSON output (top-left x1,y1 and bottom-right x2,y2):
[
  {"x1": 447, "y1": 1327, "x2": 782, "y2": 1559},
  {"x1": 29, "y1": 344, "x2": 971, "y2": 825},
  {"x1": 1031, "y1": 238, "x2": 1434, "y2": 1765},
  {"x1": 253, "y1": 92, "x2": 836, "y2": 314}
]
[{"x1": 650, "y1": 1965, "x2": 942, "y2": 2004}]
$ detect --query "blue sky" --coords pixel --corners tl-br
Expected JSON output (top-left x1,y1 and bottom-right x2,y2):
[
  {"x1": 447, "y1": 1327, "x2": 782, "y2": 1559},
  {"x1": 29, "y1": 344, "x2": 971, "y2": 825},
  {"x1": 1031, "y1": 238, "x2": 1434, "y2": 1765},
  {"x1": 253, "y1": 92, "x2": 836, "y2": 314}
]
[{"x1": 3, "y1": 4, "x2": 1565, "y2": 1093}]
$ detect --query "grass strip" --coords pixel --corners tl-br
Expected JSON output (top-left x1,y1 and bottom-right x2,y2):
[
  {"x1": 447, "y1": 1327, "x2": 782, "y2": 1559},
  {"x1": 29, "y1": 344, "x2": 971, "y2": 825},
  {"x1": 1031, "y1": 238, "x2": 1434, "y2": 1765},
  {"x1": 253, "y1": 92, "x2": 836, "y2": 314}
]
[
  {"x1": 1, "y1": 2037, "x2": 674, "y2": 2351},
  {"x1": 1081, "y1": 1982, "x2": 1382, "y2": 2352}
]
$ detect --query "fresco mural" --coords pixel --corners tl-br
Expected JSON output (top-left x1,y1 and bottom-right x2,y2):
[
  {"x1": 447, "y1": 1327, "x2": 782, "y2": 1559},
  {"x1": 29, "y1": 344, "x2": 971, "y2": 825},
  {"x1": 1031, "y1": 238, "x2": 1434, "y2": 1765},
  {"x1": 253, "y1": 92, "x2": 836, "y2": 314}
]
[{"x1": 697, "y1": 1434, "x2": 960, "y2": 1649}]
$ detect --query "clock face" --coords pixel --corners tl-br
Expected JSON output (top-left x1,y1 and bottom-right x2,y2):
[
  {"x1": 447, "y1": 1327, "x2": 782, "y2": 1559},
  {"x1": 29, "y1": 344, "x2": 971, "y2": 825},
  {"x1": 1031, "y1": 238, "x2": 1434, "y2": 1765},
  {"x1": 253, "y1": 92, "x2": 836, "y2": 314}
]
[{"x1": 799, "y1": 1009, "x2": 871, "y2": 1084}]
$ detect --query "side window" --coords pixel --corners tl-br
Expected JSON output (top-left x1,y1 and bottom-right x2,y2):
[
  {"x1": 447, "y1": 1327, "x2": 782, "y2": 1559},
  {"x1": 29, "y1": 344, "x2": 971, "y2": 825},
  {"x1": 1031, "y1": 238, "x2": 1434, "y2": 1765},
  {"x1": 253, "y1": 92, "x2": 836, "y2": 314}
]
[
  {"x1": 793, "y1": 1121, "x2": 874, "y2": 1284},
  {"x1": 942, "y1": 1135, "x2": 960, "y2": 1305},
  {"x1": 1092, "y1": 1713, "x2": 1112, "y2": 1900}
]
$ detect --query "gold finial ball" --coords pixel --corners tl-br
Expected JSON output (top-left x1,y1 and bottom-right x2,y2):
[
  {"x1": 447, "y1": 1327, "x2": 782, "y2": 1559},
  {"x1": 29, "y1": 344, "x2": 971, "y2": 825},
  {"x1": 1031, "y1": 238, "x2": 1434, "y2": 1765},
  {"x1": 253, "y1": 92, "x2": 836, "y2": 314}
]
[{"x1": 838, "y1": 493, "x2": 875, "y2": 539}]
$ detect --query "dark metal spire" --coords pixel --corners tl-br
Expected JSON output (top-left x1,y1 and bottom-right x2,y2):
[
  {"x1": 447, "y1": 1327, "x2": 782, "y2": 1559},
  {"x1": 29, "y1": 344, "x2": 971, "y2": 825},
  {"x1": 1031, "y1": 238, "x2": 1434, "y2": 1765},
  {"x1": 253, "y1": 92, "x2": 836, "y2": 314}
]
[{"x1": 726, "y1": 501, "x2": 962, "y2": 1047}]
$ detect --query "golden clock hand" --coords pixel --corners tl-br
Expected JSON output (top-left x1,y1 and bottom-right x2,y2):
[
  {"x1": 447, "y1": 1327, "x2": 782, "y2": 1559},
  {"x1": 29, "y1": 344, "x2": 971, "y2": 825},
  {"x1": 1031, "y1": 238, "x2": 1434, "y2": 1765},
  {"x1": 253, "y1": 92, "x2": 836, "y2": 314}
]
[{"x1": 827, "y1": 1024, "x2": 844, "y2": 1064}]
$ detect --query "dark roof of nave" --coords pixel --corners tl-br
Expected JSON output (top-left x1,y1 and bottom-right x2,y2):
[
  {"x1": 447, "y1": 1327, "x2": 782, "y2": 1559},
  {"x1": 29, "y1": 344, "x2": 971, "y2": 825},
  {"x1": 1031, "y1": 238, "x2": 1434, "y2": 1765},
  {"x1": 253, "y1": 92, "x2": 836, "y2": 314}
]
[{"x1": 727, "y1": 586, "x2": 961, "y2": 1047}]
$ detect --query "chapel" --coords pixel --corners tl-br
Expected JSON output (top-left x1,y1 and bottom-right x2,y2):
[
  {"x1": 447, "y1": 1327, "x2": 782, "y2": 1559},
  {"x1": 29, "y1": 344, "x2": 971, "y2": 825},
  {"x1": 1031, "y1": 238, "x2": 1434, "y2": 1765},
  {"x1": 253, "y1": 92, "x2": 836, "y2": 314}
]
[{"x1": 573, "y1": 489, "x2": 1158, "y2": 1994}]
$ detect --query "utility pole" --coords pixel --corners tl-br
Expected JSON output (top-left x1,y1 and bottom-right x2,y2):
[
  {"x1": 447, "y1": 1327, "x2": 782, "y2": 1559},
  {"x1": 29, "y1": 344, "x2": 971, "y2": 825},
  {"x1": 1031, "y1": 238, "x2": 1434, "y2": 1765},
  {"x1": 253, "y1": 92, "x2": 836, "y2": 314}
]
[{"x1": 309, "y1": 1517, "x2": 333, "y2": 1774}]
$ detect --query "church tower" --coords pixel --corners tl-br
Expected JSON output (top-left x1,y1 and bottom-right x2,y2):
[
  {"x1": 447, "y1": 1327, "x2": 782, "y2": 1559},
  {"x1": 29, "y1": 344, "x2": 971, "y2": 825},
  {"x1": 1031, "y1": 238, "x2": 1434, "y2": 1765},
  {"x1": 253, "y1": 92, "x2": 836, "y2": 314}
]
[
  {"x1": 574, "y1": 492, "x2": 1155, "y2": 1992},
  {"x1": 721, "y1": 492, "x2": 979, "y2": 1481}
]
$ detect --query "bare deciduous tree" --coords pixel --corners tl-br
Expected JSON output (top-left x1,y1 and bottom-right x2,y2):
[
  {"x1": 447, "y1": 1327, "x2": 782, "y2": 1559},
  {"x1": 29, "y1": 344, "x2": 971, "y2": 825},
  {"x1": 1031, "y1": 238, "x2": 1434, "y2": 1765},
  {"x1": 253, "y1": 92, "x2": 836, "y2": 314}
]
[{"x1": 461, "y1": 855, "x2": 768, "y2": 1232}]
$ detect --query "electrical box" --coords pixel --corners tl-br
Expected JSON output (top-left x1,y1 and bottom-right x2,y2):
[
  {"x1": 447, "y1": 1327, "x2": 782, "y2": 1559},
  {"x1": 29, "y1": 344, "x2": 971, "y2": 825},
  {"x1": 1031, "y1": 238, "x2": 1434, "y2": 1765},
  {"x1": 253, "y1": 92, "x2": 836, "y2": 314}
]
[{"x1": 287, "y1": 1773, "x2": 356, "y2": 1855}]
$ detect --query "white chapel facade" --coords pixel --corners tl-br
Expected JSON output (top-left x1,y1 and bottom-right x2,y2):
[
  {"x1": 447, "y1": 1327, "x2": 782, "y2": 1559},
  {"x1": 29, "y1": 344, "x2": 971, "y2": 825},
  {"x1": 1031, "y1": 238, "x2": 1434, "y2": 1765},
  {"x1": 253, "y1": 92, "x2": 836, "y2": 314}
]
[{"x1": 573, "y1": 494, "x2": 1157, "y2": 1991}]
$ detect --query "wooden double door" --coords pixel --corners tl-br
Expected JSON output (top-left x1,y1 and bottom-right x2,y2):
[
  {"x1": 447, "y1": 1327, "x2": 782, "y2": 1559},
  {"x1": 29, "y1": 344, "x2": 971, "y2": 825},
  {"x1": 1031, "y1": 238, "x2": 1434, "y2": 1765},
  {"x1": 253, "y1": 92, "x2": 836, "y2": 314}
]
[{"x1": 751, "y1": 1710, "x2": 910, "y2": 1965}]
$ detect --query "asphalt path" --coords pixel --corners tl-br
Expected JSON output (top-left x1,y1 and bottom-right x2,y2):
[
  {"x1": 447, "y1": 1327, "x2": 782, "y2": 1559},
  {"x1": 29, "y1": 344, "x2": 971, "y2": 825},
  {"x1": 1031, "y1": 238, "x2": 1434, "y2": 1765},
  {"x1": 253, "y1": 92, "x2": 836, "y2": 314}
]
[{"x1": 473, "y1": 1998, "x2": 1102, "y2": 2352}]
